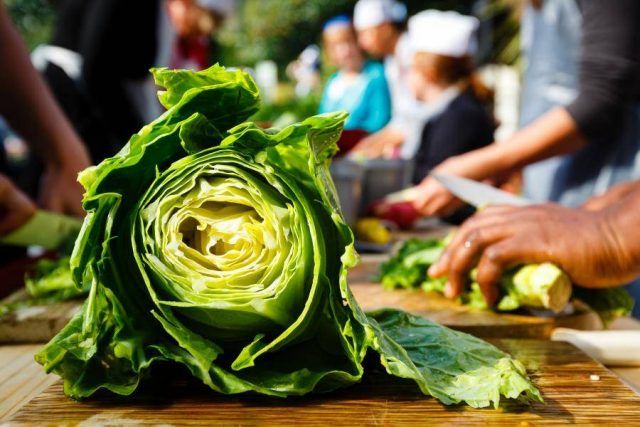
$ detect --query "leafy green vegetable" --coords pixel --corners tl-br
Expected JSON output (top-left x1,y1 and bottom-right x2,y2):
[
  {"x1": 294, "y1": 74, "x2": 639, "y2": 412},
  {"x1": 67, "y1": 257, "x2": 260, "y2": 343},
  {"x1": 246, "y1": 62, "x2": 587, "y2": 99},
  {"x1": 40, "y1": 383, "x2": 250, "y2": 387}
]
[
  {"x1": 379, "y1": 238, "x2": 633, "y2": 320},
  {"x1": 368, "y1": 310, "x2": 542, "y2": 408},
  {"x1": 25, "y1": 257, "x2": 85, "y2": 300},
  {"x1": 378, "y1": 238, "x2": 446, "y2": 291},
  {"x1": 0, "y1": 257, "x2": 86, "y2": 317},
  {"x1": 36, "y1": 65, "x2": 540, "y2": 408},
  {"x1": 573, "y1": 287, "x2": 635, "y2": 326}
]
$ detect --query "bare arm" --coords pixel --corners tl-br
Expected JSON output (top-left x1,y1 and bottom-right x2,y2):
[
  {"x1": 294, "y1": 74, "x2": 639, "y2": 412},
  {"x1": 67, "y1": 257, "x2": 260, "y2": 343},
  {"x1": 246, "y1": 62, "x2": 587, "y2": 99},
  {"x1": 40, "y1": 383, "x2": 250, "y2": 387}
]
[
  {"x1": 350, "y1": 124, "x2": 405, "y2": 159},
  {"x1": 0, "y1": 1, "x2": 89, "y2": 215},
  {"x1": 413, "y1": 107, "x2": 586, "y2": 216}
]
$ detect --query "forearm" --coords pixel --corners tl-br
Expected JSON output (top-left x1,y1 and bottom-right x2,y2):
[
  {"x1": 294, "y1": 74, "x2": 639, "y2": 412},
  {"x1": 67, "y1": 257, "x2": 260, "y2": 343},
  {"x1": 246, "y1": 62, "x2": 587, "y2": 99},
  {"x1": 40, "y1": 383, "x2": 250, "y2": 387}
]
[
  {"x1": 443, "y1": 107, "x2": 586, "y2": 180},
  {"x1": 600, "y1": 188, "x2": 640, "y2": 278},
  {"x1": 0, "y1": 3, "x2": 89, "y2": 168}
]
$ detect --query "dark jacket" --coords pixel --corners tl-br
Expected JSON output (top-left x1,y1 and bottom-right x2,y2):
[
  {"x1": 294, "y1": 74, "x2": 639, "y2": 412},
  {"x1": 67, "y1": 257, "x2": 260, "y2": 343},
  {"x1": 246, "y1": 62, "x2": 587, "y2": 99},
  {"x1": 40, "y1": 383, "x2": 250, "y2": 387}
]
[{"x1": 412, "y1": 90, "x2": 495, "y2": 184}]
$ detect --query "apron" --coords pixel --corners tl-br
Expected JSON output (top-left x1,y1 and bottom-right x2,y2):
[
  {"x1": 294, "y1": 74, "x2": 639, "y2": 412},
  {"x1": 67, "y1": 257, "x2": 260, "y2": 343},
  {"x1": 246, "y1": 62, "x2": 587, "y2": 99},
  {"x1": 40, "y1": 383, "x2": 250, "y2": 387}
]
[
  {"x1": 520, "y1": 0, "x2": 640, "y2": 316},
  {"x1": 520, "y1": 0, "x2": 581, "y2": 202}
]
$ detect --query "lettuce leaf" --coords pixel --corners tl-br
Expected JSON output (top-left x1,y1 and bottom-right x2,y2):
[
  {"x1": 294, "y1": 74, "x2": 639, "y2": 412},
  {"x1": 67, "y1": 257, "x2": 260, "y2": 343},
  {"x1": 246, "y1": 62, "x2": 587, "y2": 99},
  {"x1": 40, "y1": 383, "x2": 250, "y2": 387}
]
[{"x1": 35, "y1": 65, "x2": 541, "y2": 408}]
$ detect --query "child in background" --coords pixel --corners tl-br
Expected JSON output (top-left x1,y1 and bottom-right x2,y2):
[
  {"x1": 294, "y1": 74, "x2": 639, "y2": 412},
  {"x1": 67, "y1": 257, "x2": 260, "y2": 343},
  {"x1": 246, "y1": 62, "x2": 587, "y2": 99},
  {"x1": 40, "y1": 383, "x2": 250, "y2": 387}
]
[
  {"x1": 407, "y1": 10, "x2": 495, "y2": 185},
  {"x1": 319, "y1": 16, "x2": 391, "y2": 134}
]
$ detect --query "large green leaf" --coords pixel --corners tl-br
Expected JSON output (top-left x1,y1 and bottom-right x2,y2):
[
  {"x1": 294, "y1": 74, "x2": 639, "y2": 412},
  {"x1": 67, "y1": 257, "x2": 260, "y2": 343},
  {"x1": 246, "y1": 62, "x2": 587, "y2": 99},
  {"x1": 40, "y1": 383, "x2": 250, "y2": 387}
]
[{"x1": 36, "y1": 65, "x2": 540, "y2": 408}]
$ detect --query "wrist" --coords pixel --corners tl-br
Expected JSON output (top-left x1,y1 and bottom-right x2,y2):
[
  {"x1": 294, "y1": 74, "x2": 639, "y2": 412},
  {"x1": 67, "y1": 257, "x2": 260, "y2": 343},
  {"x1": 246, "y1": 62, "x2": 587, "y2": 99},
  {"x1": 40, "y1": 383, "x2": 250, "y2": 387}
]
[
  {"x1": 44, "y1": 143, "x2": 90, "y2": 172},
  {"x1": 599, "y1": 205, "x2": 640, "y2": 279},
  {"x1": 436, "y1": 144, "x2": 507, "y2": 181}
]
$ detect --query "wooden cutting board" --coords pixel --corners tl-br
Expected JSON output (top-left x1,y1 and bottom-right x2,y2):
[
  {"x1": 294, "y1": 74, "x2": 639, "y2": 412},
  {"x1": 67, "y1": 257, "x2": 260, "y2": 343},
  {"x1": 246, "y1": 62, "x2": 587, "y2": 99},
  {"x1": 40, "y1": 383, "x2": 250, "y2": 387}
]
[
  {"x1": 0, "y1": 254, "x2": 602, "y2": 343},
  {"x1": 350, "y1": 257, "x2": 603, "y2": 339},
  {"x1": 8, "y1": 340, "x2": 640, "y2": 425},
  {"x1": 0, "y1": 289, "x2": 81, "y2": 344}
]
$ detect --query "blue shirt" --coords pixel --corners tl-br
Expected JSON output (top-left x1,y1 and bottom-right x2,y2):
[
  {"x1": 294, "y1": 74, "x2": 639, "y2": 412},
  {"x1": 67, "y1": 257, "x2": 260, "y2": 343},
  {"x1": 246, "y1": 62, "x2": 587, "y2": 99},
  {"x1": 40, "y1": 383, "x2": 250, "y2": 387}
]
[{"x1": 319, "y1": 61, "x2": 391, "y2": 133}]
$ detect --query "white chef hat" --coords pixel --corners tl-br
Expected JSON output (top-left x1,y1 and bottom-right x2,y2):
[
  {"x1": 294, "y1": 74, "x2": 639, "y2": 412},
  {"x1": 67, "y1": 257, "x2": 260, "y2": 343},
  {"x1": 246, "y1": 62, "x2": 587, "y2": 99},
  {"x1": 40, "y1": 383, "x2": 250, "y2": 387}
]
[
  {"x1": 196, "y1": 0, "x2": 235, "y2": 17},
  {"x1": 353, "y1": 0, "x2": 407, "y2": 31},
  {"x1": 408, "y1": 10, "x2": 479, "y2": 58}
]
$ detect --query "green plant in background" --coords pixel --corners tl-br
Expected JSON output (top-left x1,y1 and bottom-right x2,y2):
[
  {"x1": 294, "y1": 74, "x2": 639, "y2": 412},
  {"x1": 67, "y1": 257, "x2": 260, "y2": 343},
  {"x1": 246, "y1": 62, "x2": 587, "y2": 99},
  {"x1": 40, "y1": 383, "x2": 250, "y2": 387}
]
[
  {"x1": 35, "y1": 65, "x2": 541, "y2": 408},
  {"x1": 5, "y1": 0, "x2": 54, "y2": 49},
  {"x1": 218, "y1": 0, "x2": 479, "y2": 70}
]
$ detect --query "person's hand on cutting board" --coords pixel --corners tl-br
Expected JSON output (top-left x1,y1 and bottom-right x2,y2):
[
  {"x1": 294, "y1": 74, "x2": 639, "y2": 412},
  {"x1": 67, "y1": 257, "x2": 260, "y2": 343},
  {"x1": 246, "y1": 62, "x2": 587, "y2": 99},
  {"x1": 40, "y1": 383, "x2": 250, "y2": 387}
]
[
  {"x1": 429, "y1": 192, "x2": 640, "y2": 306},
  {"x1": 410, "y1": 156, "x2": 485, "y2": 217},
  {"x1": 0, "y1": 1, "x2": 89, "y2": 217},
  {"x1": 350, "y1": 126, "x2": 404, "y2": 159},
  {"x1": 0, "y1": 174, "x2": 36, "y2": 235}
]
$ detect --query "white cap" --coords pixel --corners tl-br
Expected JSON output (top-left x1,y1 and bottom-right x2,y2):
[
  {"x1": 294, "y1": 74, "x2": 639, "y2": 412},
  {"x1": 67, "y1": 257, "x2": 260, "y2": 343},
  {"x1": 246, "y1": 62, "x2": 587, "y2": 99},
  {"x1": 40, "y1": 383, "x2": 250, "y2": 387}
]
[
  {"x1": 353, "y1": 0, "x2": 407, "y2": 31},
  {"x1": 408, "y1": 10, "x2": 479, "y2": 57},
  {"x1": 196, "y1": 0, "x2": 235, "y2": 17}
]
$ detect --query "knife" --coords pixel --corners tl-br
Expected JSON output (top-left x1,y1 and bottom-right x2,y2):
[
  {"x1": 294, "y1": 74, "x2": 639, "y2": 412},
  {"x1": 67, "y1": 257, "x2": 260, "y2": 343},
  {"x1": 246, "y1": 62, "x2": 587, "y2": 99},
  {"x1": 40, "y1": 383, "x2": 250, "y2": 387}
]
[
  {"x1": 431, "y1": 173, "x2": 532, "y2": 208},
  {"x1": 552, "y1": 328, "x2": 640, "y2": 367},
  {"x1": 0, "y1": 210, "x2": 83, "y2": 250}
]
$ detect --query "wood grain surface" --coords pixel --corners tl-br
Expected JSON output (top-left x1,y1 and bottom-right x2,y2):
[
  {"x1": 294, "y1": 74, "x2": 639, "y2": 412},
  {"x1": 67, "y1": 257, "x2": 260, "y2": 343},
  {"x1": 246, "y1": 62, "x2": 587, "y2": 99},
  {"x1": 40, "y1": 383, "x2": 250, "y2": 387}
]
[
  {"x1": 8, "y1": 340, "x2": 640, "y2": 425},
  {"x1": 0, "y1": 289, "x2": 81, "y2": 344},
  {"x1": 0, "y1": 344, "x2": 58, "y2": 420}
]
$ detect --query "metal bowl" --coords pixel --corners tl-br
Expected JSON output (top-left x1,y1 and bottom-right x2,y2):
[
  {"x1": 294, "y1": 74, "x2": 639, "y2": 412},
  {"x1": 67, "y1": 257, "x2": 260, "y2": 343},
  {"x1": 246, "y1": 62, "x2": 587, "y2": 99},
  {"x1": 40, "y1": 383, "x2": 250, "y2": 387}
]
[
  {"x1": 360, "y1": 158, "x2": 413, "y2": 211},
  {"x1": 330, "y1": 159, "x2": 364, "y2": 227}
]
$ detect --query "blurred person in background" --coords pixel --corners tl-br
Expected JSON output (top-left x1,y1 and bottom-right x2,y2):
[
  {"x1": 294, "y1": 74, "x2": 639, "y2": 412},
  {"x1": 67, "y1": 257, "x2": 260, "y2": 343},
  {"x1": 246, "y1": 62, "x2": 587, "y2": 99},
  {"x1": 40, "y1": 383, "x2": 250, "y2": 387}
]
[
  {"x1": 166, "y1": 0, "x2": 234, "y2": 71},
  {"x1": 414, "y1": 0, "x2": 640, "y2": 313},
  {"x1": 411, "y1": 0, "x2": 640, "y2": 217},
  {"x1": 32, "y1": 0, "x2": 160, "y2": 162},
  {"x1": 287, "y1": 45, "x2": 322, "y2": 98},
  {"x1": 0, "y1": 174, "x2": 36, "y2": 237},
  {"x1": 0, "y1": 0, "x2": 89, "y2": 265},
  {"x1": 518, "y1": 0, "x2": 581, "y2": 203},
  {"x1": 319, "y1": 15, "x2": 391, "y2": 134},
  {"x1": 407, "y1": 10, "x2": 494, "y2": 187},
  {"x1": 350, "y1": 0, "x2": 430, "y2": 159},
  {"x1": 0, "y1": 0, "x2": 88, "y2": 218}
]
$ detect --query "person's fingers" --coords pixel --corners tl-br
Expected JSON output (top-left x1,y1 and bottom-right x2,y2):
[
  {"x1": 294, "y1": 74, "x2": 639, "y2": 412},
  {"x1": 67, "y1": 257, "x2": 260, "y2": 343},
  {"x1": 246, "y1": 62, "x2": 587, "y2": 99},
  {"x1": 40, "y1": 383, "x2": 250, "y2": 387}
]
[
  {"x1": 412, "y1": 187, "x2": 435, "y2": 215},
  {"x1": 437, "y1": 225, "x2": 514, "y2": 299},
  {"x1": 476, "y1": 204, "x2": 519, "y2": 216},
  {"x1": 431, "y1": 212, "x2": 516, "y2": 277},
  {"x1": 0, "y1": 176, "x2": 36, "y2": 235},
  {"x1": 65, "y1": 187, "x2": 85, "y2": 217},
  {"x1": 419, "y1": 192, "x2": 456, "y2": 217},
  {"x1": 40, "y1": 190, "x2": 63, "y2": 213},
  {"x1": 475, "y1": 237, "x2": 549, "y2": 305}
]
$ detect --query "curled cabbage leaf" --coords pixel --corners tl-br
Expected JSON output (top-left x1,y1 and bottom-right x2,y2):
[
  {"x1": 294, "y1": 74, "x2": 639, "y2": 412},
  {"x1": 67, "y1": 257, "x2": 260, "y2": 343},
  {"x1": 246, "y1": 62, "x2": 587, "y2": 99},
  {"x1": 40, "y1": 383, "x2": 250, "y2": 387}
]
[{"x1": 36, "y1": 65, "x2": 541, "y2": 408}]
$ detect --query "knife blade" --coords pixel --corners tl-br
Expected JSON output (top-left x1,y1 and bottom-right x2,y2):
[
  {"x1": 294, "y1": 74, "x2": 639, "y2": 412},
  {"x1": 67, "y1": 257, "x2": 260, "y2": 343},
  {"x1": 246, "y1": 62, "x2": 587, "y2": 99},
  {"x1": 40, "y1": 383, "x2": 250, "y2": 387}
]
[
  {"x1": 431, "y1": 173, "x2": 532, "y2": 208},
  {"x1": 0, "y1": 210, "x2": 83, "y2": 250},
  {"x1": 552, "y1": 328, "x2": 640, "y2": 367}
]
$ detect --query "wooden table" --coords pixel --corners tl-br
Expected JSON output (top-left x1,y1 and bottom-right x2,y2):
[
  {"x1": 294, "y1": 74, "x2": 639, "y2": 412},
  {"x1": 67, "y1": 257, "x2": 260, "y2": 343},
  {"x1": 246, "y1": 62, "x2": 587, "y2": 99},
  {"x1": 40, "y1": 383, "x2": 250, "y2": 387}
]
[
  {"x1": 0, "y1": 344, "x2": 58, "y2": 420},
  {"x1": 351, "y1": 255, "x2": 604, "y2": 339},
  {"x1": 2, "y1": 225, "x2": 639, "y2": 423},
  {"x1": 5, "y1": 340, "x2": 640, "y2": 425}
]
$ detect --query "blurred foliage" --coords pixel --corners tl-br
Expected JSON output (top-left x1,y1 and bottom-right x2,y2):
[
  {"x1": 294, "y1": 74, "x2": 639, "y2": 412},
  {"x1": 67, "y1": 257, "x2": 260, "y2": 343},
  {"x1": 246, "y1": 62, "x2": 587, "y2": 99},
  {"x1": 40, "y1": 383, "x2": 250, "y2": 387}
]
[
  {"x1": 5, "y1": 0, "x2": 520, "y2": 68},
  {"x1": 5, "y1": 0, "x2": 54, "y2": 49},
  {"x1": 476, "y1": 0, "x2": 522, "y2": 65},
  {"x1": 219, "y1": 0, "x2": 479, "y2": 69},
  {"x1": 251, "y1": 88, "x2": 321, "y2": 127}
]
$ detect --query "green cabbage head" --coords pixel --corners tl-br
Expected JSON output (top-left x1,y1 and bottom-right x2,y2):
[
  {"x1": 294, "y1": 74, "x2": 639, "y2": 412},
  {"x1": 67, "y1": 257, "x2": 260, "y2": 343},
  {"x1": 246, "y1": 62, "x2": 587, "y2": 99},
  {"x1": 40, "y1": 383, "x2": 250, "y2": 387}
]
[{"x1": 36, "y1": 65, "x2": 541, "y2": 408}]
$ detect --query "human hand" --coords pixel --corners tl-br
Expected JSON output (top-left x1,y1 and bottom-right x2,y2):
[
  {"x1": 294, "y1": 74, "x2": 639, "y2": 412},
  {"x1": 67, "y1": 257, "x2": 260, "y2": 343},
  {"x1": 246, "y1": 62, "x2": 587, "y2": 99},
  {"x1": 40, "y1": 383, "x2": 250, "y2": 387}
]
[
  {"x1": 411, "y1": 177, "x2": 464, "y2": 217},
  {"x1": 411, "y1": 158, "x2": 474, "y2": 217},
  {"x1": 0, "y1": 174, "x2": 36, "y2": 235},
  {"x1": 350, "y1": 127, "x2": 404, "y2": 159},
  {"x1": 39, "y1": 160, "x2": 88, "y2": 217},
  {"x1": 428, "y1": 204, "x2": 640, "y2": 306},
  {"x1": 582, "y1": 180, "x2": 640, "y2": 211}
]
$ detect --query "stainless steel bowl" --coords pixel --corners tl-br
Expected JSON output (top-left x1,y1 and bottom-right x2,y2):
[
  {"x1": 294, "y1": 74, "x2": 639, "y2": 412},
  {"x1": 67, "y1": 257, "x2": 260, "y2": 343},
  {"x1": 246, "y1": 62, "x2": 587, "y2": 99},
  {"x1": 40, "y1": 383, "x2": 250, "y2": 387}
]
[
  {"x1": 360, "y1": 158, "x2": 413, "y2": 210},
  {"x1": 330, "y1": 159, "x2": 364, "y2": 227}
]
